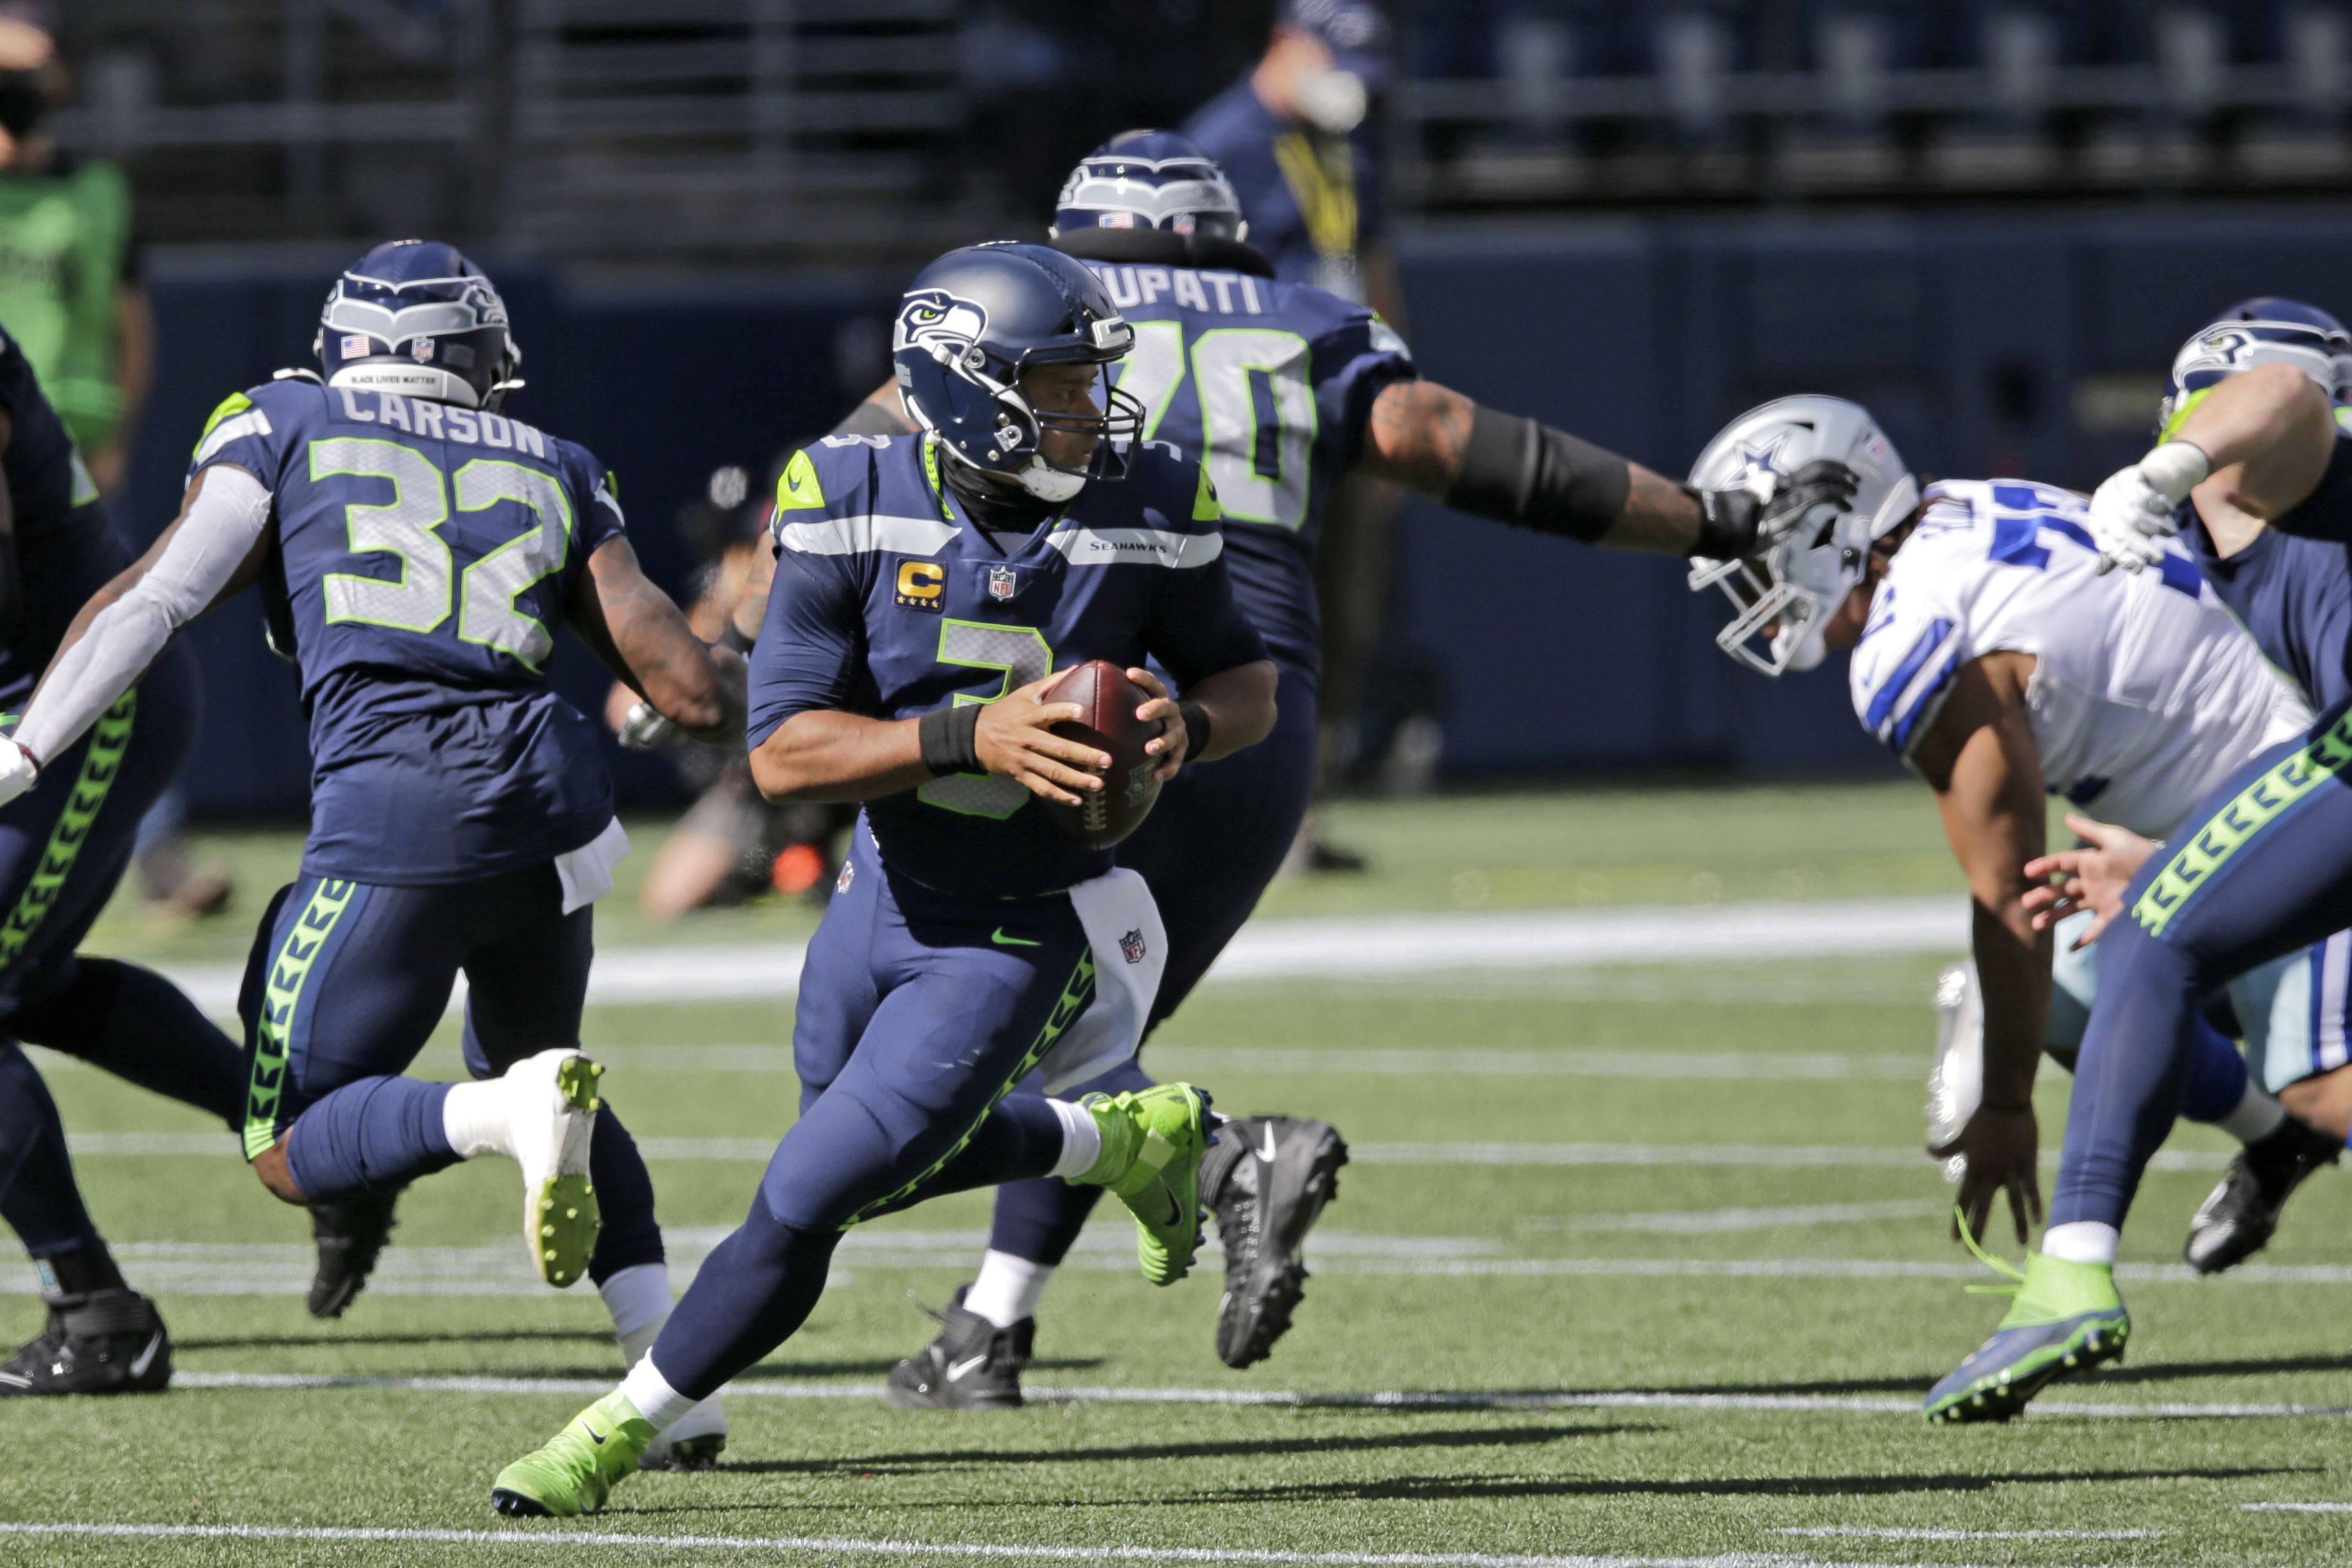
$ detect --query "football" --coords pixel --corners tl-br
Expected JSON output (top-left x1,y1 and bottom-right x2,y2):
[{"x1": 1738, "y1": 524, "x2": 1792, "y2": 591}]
[{"x1": 1040, "y1": 659, "x2": 1164, "y2": 848}]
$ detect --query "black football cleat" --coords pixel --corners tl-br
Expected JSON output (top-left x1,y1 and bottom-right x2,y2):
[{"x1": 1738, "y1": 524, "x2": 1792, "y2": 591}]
[
  {"x1": 885, "y1": 1287, "x2": 1032, "y2": 1410},
  {"x1": 308, "y1": 1188, "x2": 402, "y2": 1319},
  {"x1": 2185, "y1": 1115, "x2": 2342, "y2": 1275},
  {"x1": 1203, "y1": 1114, "x2": 1348, "y2": 1369},
  {"x1": 0, "y1": 1289, "x2": 171, "y2": 1396}
]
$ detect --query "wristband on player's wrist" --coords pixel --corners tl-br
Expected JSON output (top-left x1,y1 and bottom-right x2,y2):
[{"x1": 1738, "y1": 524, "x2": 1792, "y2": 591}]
[
  {"x1": 917, "y1": 704, "x2": 981, "y2": 776},
  {"x1": 1175, "y1": 700, "x2": 1211, "y2": 762}
]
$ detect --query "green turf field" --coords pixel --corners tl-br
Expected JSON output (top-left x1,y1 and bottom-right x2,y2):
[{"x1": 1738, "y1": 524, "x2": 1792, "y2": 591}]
[{"x1": 10, "y1": 782, "x2": 2352, "y2": 1567}]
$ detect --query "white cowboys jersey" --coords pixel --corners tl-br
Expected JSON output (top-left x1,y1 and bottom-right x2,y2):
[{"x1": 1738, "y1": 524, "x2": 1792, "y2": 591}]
[{"x1": 1850, "y1": 478, "x2": 2309, "y2": 839}]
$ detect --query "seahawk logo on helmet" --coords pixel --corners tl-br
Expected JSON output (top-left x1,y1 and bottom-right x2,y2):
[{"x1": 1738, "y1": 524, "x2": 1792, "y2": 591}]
[
  {"x1": 1687, "y1": 394, "x2": 1919, "y2": 678},
  {"x1": 1051, "y1": 130, "x2": 1247, "y2": 242},
  {"x1": 2160, "y1": 296, "x2": 2352, "y2": 438},
  {"x1": 891, "y1": 242, "x2": 1143, "y2": 505},
  {"x1": 894, "y1": 290, "x2": 990, "y2": 361},
  {"x1": 313, "y1": 238, "x2": 522, "y2": 411}
]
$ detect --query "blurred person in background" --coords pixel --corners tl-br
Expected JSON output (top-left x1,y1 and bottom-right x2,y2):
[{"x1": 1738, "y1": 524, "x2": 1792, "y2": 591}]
[
  {"x1": 604, "y1": 465, "x2": 851, "y2": 919},
  {"x1": 0, "y1": 4, "x2": 223, "y2": 918},
  {"x1": 1187, "y1": 0, "x2": 1406, "y2": 871}
]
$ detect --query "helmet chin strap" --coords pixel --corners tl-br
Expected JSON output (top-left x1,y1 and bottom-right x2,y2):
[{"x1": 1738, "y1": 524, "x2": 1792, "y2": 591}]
[{"x1": 1015, "y1": 458, "x2": 1087, "y2": 504}]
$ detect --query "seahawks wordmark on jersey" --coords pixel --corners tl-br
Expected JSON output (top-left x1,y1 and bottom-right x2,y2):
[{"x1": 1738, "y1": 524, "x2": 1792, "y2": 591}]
[
  {"x1": 1081, "y1": 258, "x2": 1413, "y2": 682},
  {"x1": 190, "y1": 379, "x2": 625, "y2": 883},
  {"x1": 752, "y1": 433, "x2": 1267, "y2": 901},
  {"x1": 1851, "y1": 479, "x2": 2308, "y2": 840}
]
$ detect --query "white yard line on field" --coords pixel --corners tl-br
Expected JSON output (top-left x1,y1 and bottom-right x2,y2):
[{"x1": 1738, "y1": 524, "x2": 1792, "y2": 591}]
[
  {"x1": 163, "y1": 1370, "x2": 2352, "y2": 1423},
  {"x1": 606, "y1": 1044, "x2": 1928, "y2": 1081},
  {"x1": 133, "y1": 895, "x2": 1968, "y2": 1017},
  {"x1": 1544, "y1": 1201, "x2": 1950, "y2": 1234},
  {"x1": 1777, "y1": 1528, "x2": 2160, "y2": 1541},
  {"x1": 2242, "y1": 1502, "x2": 2352, "y2": 1512},
  {"x1": 0, "y1": 1522, "x2": 2009, "y2": 1568}
]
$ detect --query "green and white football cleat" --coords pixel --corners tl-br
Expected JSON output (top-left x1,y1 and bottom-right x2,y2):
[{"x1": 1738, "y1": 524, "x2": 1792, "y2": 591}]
[
  {"x1": 491, "y1": 1391, "x2": 652, "y2": 1517},
  {"x1": 507, "y1": 1048, "x2": 604, "y2": 1289},
  {"x1": 1076, "y1": 1083, "x2": 1215, "y2": 1285},
  {"x1": 1925, "y1": 1250, "x2": 2129, "y2": 1423}
]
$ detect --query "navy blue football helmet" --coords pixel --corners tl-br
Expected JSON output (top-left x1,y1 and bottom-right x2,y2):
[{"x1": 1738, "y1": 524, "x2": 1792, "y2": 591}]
[
  {"x1": 892, "y1": 242, "x2": 1141, "y2": 502},
  {"x1": 314, "y1": 239, "x2": 522, "y2": 411},
  {"x1": 2161, "y1": 296, "x2": 2352, "y2": 437},
  {"x1": 1051, "y1": 130, "x2": 1246, "y2": 242}
]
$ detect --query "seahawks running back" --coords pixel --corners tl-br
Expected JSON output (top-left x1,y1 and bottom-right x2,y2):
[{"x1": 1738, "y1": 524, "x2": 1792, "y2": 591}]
[
  {"x1": 844, "y1": 132, "x2": 1855, "y2": 1409},
  {"x1": 490, "y1": 241, "x2": 1281, "y2": 1516},
  {"x1": 1921, "y1": 299, "x2": 2352, "y2": 1421},
  {"x1": 0, "y1": 317, "x2": 274, "y2": 1396},
  {"x1": 0, "y1": 241, "x2": 744, "y2": 1463}
]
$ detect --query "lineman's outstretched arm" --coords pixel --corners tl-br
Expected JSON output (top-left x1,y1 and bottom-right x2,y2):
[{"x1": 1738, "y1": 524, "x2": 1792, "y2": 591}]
[
  {"x1": 2093, "y1": 362, "x2": 2339, "y2": 569},
  {"x1": 568, "y1": 537, "x2": 746, "y2": 745},
  {"x1": 0, "y1": 465, "x2": 272, "y2": 799},
  {"x1": 1908, "y1": 650, "x2": 2052, "y2": 1247},
  {"x1": 1355, "y1": 380, "x2": 1848, "y2": 558}
]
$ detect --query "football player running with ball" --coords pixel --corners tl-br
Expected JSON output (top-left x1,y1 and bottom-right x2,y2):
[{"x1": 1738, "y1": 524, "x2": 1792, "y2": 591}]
[
  {"x1": 1925, "y1": 299, "x2": 2352, "y2": 1420},
  {"x1": 0, "y1": 241, "x2": 745, "y2": 1463},
  {"x1": 836, "y1": 132, "x2": 1858, "y2": 1405},
  {"x1": 491, "y1": 241, "x2": 1285, "y2": 1516}
]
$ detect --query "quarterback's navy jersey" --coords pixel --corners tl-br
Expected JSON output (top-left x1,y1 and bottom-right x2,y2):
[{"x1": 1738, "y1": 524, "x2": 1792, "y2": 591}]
[
  {"x1": 0, "y1": 322, "x2": 118, "y2": 700},
  {"x1": 2182, "y1": 413, "x2": 2352, "y2": 710},
  {"x1": 751, "y1": 433, "x2": 1269, "y2": 901},
  {"x1": 189, "y1": 378, "x2": 624, "y2": 883},
  {"x1": 1079, "y1": 257, "x2": 1413, "y2": 683},
  {"x1": 1185, "y1": 79, "x2": 1386, "y2": 301}
]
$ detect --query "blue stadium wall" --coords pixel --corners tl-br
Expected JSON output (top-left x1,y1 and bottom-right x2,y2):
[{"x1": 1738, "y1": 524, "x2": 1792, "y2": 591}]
[{"x1": 125, "y1": 210, "x2": 2352, "y2": 813}]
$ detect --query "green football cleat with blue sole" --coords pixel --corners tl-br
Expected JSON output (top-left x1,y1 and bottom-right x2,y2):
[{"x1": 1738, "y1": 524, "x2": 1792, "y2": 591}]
[
  {"x1": 491, "y1": 1390, "x2": 652, "y2": 1517},
  {"x1": 1076, "y1": 1083, "x2": 1216, "y2": 1285},
  {"x1": 1925, "y1": 1252, "x2": 2129, "y2": 1424}
]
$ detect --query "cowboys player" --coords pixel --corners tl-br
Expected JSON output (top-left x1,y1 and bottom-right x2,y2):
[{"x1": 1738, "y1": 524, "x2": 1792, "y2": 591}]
[
  {"x1": 491, "y1": 241, "x2": 1280, "y2": 1516},
  {"x1": 1687, "y1": 394, "x2": 2344, "y2": 1279},
  {"x1": 1927, "y1": 299, "x2": 2352, "y2": 1420},
  {"x1": 836, "y1": 132, "x2": 1852, "y2": 1407},
  {"x1": 0, "y1": 240, "x2": 744, "y2": 1463}
]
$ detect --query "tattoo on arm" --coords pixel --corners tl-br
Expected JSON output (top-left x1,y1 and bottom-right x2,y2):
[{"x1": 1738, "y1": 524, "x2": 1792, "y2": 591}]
[
  {"x1": 1604, "y1": 465, "x2": 1704, "y2": 553},
  {"x1": 1363, "y1": 380, "x2": 1475, "y2": 498}
]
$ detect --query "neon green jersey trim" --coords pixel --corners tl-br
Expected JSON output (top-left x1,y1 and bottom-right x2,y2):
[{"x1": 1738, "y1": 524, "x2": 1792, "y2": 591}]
[
  {"x1": 243, "y1": 879, "x2": 362, "y2": 1159},
  {"x1": 0, "y1": 691, "x2": 134, "y2": 970},
  {"x1": 2134, "y1": 708, "x2": 2352, "y2": 936}
]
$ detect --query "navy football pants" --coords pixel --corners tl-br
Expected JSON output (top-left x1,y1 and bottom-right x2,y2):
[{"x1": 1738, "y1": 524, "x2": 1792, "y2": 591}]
[
  {"x1": 0, "y1": 647, "x2": 251, "y2": 1261},
  {"x1": 243, "y1": 860, "x2": 661, "y2": 1284},
  {"x1": 649, "y1": 827, "x2": 1078, "y2": 1400},
  {"x1": 988, "y1": 679, "x2": 1319, "y2": 1268},
  {"x1": 2052, "y1": 697, "x2": 2352, "y2": 1234}
]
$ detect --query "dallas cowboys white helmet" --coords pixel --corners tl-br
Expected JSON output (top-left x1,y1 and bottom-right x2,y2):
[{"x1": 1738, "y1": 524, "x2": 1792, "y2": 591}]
[{"x1": 1686, "y1": 395, "x2": 1919, "y2": 676}]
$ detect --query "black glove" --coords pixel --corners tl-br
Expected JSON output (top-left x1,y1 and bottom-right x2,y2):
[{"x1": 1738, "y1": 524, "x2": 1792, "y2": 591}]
[{"x1": 1761, "y1": 458, "x2": 1863, "y2": 551}]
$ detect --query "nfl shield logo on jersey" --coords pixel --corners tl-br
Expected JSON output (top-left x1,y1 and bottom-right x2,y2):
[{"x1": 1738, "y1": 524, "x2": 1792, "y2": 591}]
[
  {"x1": 988, "y1": 565, "x2": 1017, "y2": 602},
  {"x1": 1119, "y1": 928, "x2": 1147, "y2": 964}
]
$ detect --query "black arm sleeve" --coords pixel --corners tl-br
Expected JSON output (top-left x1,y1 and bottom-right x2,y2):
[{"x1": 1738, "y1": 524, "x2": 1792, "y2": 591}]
[
  {"x1": 830, "y1": 397, "x2": 914, "y2": 440},
  {"x1": 1442, "y1": 405, "x2": 1631, "y2": 544}
]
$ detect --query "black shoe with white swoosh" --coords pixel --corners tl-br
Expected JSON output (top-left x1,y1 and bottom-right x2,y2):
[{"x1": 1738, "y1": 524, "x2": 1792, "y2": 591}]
[
  {"x1": 885, "y1": 1286, "x2": 1032, "y2": 1410},
  {"x1": 1202, "y1": 1115, "x2": 1348, "y2": 1370},
  {"x1": 0, "y1": 1288, "x2": 172, "y2": 1396}
]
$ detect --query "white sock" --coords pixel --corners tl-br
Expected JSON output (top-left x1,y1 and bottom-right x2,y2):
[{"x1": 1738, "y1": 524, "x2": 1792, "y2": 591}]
[
  {"x1": 1046, "y1": 1097, "x2": 1101, "y2": 1181},
  {"x1": 440, "y1": 1078, "x2": 514, "y2": 1160},
  {"x1": 618, "y1": 1354, "x2": 699, "y2": 1432},
  {"x1": 2218, "y1": 1081, "x2": 2289, "y2": 1144},
  {"x1": 599, "y1": 1262, "x2": 674, "y2": 1365},
  {"x1": 2042, "y1": 1220, "x2": 2120, "y2": 1267},
  {"x1": 963, "y1": 1249, "x2": 1055, "y2": 1328}
]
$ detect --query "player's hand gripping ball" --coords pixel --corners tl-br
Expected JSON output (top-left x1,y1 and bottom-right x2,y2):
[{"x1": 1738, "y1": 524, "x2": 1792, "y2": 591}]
[{"x1": 1040, "y1": 660, "x2": 1167, "y2": 849}]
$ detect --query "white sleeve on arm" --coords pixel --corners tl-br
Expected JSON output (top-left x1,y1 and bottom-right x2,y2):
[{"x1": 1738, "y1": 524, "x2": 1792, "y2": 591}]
[{"x1": 15, "y1": 465, "x2": 272, "y2": 764}]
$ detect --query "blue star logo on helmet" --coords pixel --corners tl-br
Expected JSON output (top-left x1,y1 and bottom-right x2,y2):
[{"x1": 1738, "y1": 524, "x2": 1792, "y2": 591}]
[
  {"x1": 895, "y1": 289, "x2": 989, "y2": 360},
  {"x1": 1732, "y1": 436, "x2": 1788, "y2": 490}
]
